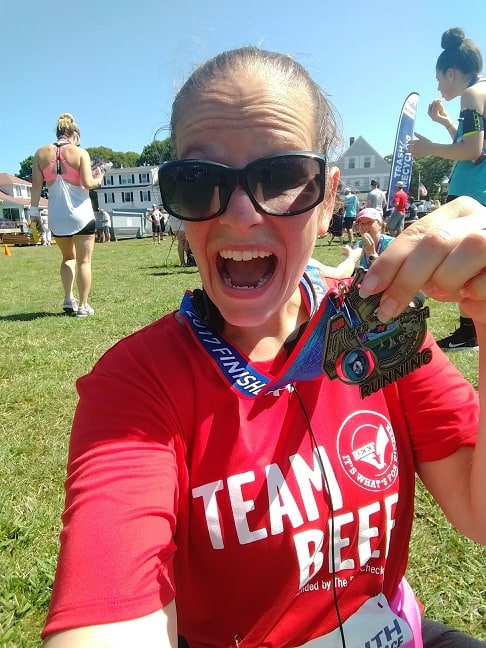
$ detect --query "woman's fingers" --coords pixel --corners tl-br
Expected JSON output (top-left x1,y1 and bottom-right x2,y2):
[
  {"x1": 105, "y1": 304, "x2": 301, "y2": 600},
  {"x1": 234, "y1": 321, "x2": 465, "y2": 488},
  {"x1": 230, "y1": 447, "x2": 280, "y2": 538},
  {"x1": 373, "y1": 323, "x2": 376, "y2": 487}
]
[{"x1": 359, "y1": 197, "x2": 486, "y2": 321}]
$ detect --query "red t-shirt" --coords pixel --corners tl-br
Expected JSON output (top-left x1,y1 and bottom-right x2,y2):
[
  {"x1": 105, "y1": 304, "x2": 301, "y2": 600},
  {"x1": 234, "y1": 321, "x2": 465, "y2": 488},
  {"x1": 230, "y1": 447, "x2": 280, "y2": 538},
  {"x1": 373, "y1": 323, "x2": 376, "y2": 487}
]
[
  {"x1": 42, "y1": 301, "x2": 478, "y2": 646},
  {"x1": 392, "y1": 189, "x2": 408, "y2": 213}
]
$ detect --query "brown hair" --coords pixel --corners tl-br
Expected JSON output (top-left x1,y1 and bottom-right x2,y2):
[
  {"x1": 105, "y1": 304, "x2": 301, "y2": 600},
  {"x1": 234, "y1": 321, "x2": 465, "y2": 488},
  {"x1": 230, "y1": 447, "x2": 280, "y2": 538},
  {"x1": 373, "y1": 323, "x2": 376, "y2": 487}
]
[
  {"x1": 56, "y1": 113, "x2": 80, "y2": 139},
  {"x1": 436, "y1": 27, "x2": 482, "y2": 78},
  {"x1": 170, "y1": 46, "x2": 341, "y2": 156}
]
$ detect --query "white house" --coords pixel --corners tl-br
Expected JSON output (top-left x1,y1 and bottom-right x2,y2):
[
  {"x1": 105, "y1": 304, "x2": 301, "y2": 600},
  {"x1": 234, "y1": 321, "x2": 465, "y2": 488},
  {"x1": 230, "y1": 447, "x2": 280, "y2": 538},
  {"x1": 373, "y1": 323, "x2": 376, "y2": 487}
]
[
  {"x1": 0, "y1": 173, "x2": 48, "y2": 224},
  {"x1": 95, "y1": 165, "x2": 159, "y2": 212},
  {"x1": 335, "y1": 136, "x2": 391, "y2": 203}
]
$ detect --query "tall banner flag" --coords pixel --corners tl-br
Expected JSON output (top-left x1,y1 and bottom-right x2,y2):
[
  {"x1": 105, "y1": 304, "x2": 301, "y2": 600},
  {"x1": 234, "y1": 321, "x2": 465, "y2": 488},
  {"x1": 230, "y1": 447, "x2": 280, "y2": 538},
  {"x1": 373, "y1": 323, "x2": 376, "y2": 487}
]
[{"x1": 386, "y1": 92, "x2": 419, "y2": 210}]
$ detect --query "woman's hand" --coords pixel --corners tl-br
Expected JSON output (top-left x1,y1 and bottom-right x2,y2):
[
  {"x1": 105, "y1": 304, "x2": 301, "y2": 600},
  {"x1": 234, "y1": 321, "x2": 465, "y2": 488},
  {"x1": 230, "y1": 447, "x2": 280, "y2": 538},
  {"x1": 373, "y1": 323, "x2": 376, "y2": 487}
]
[
  {"x1": 428, "y1": 98, "x2": 450, "y2": 125},
  {"x1": 359, "y1": 197, "x2": 486, "y2": 326},
  {"x1": 361, "y1": 233, "x2": 375, "y2": 257},
  {"x1": 408, "y1": 133, "x2": 433, "y2": 158}
]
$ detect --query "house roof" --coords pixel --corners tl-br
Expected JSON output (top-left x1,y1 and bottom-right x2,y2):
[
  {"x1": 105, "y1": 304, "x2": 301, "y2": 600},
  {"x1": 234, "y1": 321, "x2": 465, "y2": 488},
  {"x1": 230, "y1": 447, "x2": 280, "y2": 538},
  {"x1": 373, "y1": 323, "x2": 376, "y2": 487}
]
[
  {"x1": 0, "y1": 173, "x2": 31, "y2": 186},
  {"x1": 0, "y1": 189, "x2": 47, "y2": 208}
]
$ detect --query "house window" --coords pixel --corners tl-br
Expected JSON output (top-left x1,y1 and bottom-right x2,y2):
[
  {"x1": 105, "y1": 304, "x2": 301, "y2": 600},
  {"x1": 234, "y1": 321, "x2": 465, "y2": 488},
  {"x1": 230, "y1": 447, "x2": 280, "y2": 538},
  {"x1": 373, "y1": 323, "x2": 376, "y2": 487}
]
[
  {"x1": 119, "y1": 174, "x2": 135, "y2": 185},
  {"x1": 122, "y1": 192, "x2": 134, "y2": 202},
  {"x1": 104, "y1": 176, "x2": 114, "y2": 186},
  {"x1": 348, "y1": 158, "x2": 356, "y2": 169},
  {"x1": 3, "y1": 207, "x2": 20, "y2": 220},
  {"x1": 13, "y1": 185, "x2": 22, "y2": 197},
  {"x1": 104, "y1": 193, "x2": 115, "y2": 204},
  {"x1": 140, "y1": 190, "x2": 151, "y2": 202},
  {"x1": 364, "y1": 157, "x2": 371, "y2": 168},
  {"x1": 139, "y1": 173, "x2": 150, "y2": 183}
]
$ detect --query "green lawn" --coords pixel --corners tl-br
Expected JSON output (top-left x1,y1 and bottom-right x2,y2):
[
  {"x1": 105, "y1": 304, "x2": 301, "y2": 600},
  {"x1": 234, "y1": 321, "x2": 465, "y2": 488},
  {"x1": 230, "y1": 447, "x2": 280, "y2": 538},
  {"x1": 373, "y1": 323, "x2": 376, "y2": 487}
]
[{"x1": 0, "y1": 235, "x2": 484, "y2": 646}]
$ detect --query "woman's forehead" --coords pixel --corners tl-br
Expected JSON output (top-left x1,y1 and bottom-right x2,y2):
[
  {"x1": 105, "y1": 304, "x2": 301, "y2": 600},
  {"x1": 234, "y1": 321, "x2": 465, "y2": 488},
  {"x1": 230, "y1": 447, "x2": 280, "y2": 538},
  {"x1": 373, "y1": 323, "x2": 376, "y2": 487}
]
[{"x1": 175, "y1": 76, "x2": 316, "y2": 155}]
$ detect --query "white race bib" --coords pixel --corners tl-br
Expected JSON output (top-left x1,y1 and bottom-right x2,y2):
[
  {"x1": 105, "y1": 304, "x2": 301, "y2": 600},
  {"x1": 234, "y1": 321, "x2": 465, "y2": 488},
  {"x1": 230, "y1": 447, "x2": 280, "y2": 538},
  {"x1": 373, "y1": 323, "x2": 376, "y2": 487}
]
[{"x1": 298, "y1": 593, "x2": 414, "y2": 648}]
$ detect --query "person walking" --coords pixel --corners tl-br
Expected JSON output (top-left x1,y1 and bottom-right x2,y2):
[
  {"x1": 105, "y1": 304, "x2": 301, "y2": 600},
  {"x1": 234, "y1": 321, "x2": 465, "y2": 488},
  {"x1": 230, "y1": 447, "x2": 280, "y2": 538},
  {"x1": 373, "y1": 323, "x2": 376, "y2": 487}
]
[
  {"x1": 409, "y1": 26, "x2": 486, "y2": 351},
  {"x1": 30, "y1": 113, "x2": 102, "y2": 316}
]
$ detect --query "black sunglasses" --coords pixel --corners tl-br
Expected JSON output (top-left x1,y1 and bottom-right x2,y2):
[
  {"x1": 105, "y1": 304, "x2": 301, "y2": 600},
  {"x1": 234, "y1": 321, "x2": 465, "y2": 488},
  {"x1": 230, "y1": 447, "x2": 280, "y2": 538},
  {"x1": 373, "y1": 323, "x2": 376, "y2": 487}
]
[{"x1": 157, "y1": 152, "x2": 327, "y2": 222}]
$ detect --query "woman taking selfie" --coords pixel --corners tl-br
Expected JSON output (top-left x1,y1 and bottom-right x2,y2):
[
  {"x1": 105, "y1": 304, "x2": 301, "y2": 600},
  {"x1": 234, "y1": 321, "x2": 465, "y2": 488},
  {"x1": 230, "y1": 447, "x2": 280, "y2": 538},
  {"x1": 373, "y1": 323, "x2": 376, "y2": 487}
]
[{"x1": 42, "y1": 49, "x2": 485, "y2": 647}]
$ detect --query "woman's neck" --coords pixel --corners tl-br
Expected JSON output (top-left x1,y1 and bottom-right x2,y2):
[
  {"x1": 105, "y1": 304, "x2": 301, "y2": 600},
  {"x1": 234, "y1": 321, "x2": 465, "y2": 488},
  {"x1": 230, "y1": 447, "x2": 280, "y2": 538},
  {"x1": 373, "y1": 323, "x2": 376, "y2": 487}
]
[{"x1": 222, "y1": 288, "x2": 306, "y2": 361}]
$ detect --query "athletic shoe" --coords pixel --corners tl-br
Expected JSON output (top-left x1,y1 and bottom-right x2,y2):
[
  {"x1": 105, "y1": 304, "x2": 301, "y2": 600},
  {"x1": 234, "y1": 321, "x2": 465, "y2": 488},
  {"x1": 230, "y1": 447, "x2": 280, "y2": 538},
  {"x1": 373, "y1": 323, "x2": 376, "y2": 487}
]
[
  {"x1": 436, "y1": 328, "x2": 479, "y2": 351},
  {"x1": 63, "y1": 297, "x2": 78, "y2": 315},
  {"x1": 76, "y1": 304, "x2": 95, "y2": 317}
]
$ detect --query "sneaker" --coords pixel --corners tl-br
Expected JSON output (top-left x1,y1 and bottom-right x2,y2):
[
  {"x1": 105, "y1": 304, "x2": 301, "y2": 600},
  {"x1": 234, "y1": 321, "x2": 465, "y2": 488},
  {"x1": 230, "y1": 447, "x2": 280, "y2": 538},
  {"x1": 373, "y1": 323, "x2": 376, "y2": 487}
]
[
  {"x1": 436, "y1": 327, "x2": 479, "y2": 351},
  {"x1": 63, "y1": 297, "x2": 78, "y2": 314},
  {"x1": 76, "y1": 304, "x2": 95, "y2": 317}
]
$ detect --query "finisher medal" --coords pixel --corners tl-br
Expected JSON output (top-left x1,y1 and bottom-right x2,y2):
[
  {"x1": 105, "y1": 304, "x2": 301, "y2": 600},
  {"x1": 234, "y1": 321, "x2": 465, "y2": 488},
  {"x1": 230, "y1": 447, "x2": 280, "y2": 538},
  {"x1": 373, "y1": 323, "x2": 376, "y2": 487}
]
[{"x1": 322, "y1": 268, "x2": 431, "y2": 397}]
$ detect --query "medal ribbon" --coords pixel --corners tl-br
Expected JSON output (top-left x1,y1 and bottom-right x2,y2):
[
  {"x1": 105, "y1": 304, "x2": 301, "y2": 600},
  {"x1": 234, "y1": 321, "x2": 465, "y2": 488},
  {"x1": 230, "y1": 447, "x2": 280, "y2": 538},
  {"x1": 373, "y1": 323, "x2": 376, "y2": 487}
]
[{"x1": 178, "y1": 266, "x2": 352, "y2": 398}]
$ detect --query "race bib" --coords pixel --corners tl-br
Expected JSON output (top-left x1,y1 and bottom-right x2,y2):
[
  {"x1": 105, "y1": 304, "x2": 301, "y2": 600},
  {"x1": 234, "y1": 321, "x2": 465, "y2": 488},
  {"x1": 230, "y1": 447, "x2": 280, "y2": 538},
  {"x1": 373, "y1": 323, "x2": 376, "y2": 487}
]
[{"x1": 298, "y1": 593, "x2": 414, "y2": 648}]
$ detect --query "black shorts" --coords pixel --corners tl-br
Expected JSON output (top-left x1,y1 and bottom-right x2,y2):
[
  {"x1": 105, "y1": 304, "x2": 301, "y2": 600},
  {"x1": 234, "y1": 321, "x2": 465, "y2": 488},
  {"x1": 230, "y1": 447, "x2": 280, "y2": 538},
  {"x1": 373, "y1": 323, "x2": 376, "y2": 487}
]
[
  {"x1": 344, "y1": 216, "x2": 355, "y2": 230},
  {"x1": 53, "y1": 219, "x2": 96, "y2": 237},
  {"x1": 152, "y1": 224, "x2": 162, "y2": 233}
]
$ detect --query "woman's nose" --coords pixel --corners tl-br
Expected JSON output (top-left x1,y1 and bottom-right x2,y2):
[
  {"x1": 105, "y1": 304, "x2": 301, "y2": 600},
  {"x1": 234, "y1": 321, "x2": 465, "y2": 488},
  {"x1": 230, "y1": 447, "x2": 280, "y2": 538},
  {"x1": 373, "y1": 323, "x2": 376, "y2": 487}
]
[{"x1": 218, "y1": 186, "x2": 265, "y2": 229}]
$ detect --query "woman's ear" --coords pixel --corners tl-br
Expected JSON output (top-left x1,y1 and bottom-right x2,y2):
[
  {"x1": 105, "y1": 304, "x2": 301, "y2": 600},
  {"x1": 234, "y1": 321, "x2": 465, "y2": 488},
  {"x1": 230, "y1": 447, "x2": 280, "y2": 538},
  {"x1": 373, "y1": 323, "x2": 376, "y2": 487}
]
[{"x1": 317, "y1": 165, "x2": 340, "y2": 236}]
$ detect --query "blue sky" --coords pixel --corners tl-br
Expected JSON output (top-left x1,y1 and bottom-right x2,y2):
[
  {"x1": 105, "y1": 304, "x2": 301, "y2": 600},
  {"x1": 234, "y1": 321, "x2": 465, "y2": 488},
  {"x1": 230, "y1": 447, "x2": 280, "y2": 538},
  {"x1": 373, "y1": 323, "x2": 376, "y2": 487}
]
[{"x1": 2, "y1": 0, "x2": 485, "y2": 176}]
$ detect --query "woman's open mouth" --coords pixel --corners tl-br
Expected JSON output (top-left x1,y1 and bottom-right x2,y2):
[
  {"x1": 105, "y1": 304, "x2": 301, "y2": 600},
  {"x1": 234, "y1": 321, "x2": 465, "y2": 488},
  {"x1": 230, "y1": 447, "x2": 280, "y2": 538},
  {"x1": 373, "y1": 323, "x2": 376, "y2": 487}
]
[{"x1": 219, "y1": 249, "x2": 276, "y2": 290}]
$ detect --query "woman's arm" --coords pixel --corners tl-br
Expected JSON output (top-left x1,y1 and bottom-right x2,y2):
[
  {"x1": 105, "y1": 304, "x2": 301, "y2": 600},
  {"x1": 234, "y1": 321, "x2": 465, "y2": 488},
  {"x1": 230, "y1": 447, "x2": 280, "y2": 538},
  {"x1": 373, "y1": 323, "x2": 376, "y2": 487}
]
[
  {"x1": 30, "y1": 153, "x2": 44, "y2": 207},
  {"x1": 359, "y1": 197, "x2": 486, "y2": 543},
  {"x1": 43, "y1": 604, "x2": 178, "y2": 648},
  {"x1": 409, "y1": 89, "x2": 485, "y2": 161},
  {"x1": 79, "y1": 148, "x2": 103, "y2": 190}
]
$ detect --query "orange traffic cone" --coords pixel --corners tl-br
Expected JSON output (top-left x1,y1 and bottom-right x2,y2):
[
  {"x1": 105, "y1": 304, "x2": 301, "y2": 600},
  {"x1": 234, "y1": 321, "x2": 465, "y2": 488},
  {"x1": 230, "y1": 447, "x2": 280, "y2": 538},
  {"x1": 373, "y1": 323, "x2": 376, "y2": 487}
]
[{"x1": 4, "y1": 243, "x2": 11, "y2": 256}]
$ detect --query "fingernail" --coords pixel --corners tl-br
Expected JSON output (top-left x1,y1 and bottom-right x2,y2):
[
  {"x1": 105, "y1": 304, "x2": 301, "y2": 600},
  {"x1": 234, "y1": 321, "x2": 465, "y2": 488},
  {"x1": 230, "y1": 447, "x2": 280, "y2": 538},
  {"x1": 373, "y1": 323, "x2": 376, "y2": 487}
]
[
  {"x1": 377, "y1": 296, "x2": 399, "y2": 322},
  {"x1": 359, "y1": 273, "x2": 379, "y2": 298}
]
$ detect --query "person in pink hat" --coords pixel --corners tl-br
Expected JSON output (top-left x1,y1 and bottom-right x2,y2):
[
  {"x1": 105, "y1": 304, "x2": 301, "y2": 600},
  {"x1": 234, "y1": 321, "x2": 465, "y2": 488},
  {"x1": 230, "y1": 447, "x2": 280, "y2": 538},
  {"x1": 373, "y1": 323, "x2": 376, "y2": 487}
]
[{"x1": 355, "y1": 207, "x2": 395, "y2": 269}]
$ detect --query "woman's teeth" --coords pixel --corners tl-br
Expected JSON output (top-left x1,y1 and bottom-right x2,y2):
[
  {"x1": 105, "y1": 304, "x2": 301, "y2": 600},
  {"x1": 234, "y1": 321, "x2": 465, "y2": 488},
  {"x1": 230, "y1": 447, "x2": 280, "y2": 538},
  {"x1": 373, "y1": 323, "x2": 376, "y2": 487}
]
[{"x1": 220, "y1": 249, "x2": 271, "y2": 261}]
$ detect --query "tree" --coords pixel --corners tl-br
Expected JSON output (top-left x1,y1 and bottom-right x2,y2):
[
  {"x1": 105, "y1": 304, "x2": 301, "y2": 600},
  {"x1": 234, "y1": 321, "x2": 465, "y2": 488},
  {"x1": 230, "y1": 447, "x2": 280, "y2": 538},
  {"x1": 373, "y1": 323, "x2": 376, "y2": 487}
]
[
  {"x1": 86, "y1": 146, "x2": 139, "y2": 169},
  {"x1": 18, "y1": 156, "x2": 34, "y2": 180},
  {"x1": 137, "y1": 139, "x2": 175, "y2": 166},
  {"x1": 410, "y1": 156, "x2": 453, "y2": 201}
]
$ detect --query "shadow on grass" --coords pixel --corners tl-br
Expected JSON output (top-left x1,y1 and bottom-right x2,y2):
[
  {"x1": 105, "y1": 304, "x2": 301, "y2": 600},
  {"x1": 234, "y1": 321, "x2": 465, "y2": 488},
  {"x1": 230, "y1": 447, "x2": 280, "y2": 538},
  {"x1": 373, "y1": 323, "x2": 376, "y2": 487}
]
[
  {"x1": 0, "y1": 312, "x2": 67, "y2": 322},
  {"x1": 149, "y1": 269, "x2": 198, "y2": 277}
]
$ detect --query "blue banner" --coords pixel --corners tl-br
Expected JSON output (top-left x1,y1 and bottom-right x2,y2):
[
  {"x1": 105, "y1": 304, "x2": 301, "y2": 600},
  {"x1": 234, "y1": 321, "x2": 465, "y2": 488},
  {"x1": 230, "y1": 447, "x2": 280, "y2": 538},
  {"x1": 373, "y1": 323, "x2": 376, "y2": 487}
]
[{"x1": 386, "y1": 93, "x2": 419, "y2": 210}]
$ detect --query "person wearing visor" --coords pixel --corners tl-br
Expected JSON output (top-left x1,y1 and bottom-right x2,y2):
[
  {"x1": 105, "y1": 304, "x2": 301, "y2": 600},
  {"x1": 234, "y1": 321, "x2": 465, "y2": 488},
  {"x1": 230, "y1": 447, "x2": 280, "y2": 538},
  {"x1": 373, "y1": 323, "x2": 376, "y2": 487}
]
[
  {"x1": 355, "y1": 207, "x2": 394, "y2": 270},
  {"x1": 42, "y1": 48, "x2": 486, "y2": 648}
]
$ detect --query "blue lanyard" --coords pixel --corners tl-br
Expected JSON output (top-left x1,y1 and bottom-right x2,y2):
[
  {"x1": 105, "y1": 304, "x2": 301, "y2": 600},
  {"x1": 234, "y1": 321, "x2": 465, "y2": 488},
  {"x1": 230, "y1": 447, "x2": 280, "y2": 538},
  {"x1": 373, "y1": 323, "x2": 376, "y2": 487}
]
[{"x1": 178, "y1": 266, "x2": 350, "y2": 398}]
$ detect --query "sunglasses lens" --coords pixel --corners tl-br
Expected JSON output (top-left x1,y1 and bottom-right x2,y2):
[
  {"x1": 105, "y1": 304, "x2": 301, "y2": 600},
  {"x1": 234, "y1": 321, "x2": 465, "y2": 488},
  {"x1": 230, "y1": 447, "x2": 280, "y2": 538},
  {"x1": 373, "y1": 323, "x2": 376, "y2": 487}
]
[
  {"x1": 247, "y1": 156, "x2": 324, "y2": 216},
  {"x1": 159, "y1": 162, "x2": 227, "y2": 221},
  {"x1": 158, "y1": 154, "x2": 325, "y2": 221}
]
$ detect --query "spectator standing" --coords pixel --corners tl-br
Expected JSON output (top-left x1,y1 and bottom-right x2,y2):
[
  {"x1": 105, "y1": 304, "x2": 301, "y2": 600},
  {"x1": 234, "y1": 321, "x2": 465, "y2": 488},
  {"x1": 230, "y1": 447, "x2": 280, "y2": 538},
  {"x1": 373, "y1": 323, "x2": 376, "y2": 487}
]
[
  {"x1": 99, "y1": 208, "x2": 111, "y2": 243},
  {"x1": 30, "y1": 112, "x2": 102, "y2": 317},
  {"x1": 343, "y1": 187, "x2": 359, "y2": 244},
  {"x1": 406, "y1": 195, "x2": 418, "y2": 225},
  {"x1": 386, "y1": 181, "x2": 408, "y2": 236},
  {"x1": 409, "y1": 27, "x2": 486, "y2": 350},
  {"x1": 41, "y1": 46, "x2": 486, "y2": 648},
  {"x1": 167, "y1": 213, "x2": 189, "y2": 265},
  {"x1": 327, "y1": 205, "x2": 344, "y2": 245},
  {"x1": 147, "y1": 204, "x2": 163, "y2": 244},
  {"x1": 366, "y1": 179, "x2": 387, "y2": 215},
  {"x1": 94, "y1": 209, "x2": 104, "y2": 243},
  {"x1": 39, "y1": 208, "x2": 52, "y2": 245}
]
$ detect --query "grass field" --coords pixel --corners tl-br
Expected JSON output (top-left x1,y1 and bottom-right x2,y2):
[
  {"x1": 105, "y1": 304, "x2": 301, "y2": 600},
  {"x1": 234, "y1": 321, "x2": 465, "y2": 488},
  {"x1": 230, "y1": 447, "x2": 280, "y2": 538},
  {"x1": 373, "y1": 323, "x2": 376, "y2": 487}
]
[{"x1": 0, "y1": 235, "x2": 484, "y2": 647}]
